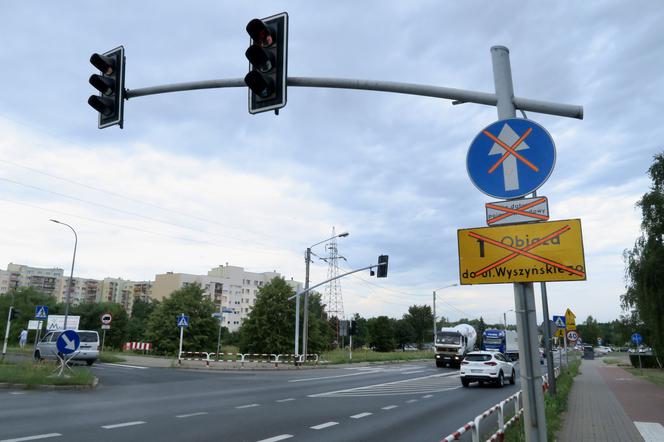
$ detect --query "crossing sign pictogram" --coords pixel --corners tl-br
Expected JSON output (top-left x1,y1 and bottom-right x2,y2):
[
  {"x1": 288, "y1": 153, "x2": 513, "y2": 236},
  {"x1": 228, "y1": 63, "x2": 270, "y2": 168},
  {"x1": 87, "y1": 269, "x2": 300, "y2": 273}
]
[
  {"x1": 35, "y1": 305, "x2": 48, "y2": 320},
  {"x1": 553, "y1": 315, "x2": 566, "y2": 329},
  {"x1": 486, "y1": 196, "x2": 549, "y2": 226},
  {"x1": 467, "y1": 118, "x2": 556, "y2": 199},
  {"x1": 177, "y1": 314, "x2": 189, "y2": 328},
  {"x1": 457, "y1": 219, "x2": 586, "y2": 285}
]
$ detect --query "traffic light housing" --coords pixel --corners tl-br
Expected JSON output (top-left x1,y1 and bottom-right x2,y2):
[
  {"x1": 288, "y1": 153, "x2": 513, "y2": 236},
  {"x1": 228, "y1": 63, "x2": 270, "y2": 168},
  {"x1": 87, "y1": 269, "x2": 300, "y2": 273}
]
[
  {"x1": 88, "y1": 46, "x2": 126, "y2": 129},
  {"x1": 349, "y1": 320, "x2": 357, "y2": 336},
  {"x1": 377, "y1": 255, "x2": 389, "y2": 278},
  {"x1": 244, "y1": 12, "x2": 288, "y2": 114},
  {"x1": 9, "y1": 307, "x2": 19, "y2": 320}
]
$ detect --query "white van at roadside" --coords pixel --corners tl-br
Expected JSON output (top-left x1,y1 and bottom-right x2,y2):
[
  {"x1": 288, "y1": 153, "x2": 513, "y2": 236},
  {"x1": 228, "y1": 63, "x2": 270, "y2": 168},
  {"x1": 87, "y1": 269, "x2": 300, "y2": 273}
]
[{"x1": 34, "y1": 330, "x2": 100, "y2": 366}]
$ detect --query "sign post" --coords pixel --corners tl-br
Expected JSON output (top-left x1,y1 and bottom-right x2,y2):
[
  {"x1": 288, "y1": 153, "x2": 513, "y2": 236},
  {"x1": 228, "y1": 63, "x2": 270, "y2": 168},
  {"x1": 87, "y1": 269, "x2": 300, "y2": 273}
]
[
  {"x1": 631, "y1": 333, "x2": 643, "y2": 373},
  {"x1": 34, "y1": 306, "x2": 48, "y2": 349},
  {"x1": 177, "y1": 313, "x2": 189, "y2": 365},
  {"x1": 55, "y1": 329, "x2": 80, "y2": 377},
  {"x1": 100, "y1": 313, "x2": 112, "y2": 353}
]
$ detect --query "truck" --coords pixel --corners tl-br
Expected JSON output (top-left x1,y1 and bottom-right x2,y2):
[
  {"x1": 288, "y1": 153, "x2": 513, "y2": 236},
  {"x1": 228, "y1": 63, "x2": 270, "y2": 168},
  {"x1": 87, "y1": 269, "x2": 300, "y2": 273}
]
[
  {"x1": 435, "y1": 324, "x2": 477, "y2": 368},
  {"x1": 481, "y1": 329, "x2": 519, "y2": 360}
]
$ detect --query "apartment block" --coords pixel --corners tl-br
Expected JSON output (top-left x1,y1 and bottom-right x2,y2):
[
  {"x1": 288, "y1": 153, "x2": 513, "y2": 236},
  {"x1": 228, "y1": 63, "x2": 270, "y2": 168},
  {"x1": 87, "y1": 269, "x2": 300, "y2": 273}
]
[
  {"x1": 1, "y1": 263, "x2": 64, "y2": 298},
  {"x1": 152, "y1": 264, "x2": 303, "y2": 332}
]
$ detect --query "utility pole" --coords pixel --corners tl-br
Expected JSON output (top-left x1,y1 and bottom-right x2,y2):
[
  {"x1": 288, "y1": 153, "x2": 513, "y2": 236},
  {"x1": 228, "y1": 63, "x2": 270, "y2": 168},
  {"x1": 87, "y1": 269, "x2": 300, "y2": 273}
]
[
  {"x1": 492, "y1": 46, "x2": 547, "y2": 441},
  {"x1": 432, "y1": 291, "x2": 437, "y2": 344}
]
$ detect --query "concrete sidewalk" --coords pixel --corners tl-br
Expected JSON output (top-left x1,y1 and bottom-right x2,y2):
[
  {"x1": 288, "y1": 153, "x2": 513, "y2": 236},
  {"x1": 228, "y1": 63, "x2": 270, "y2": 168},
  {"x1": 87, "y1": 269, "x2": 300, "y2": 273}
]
[{"x1": 559, "y1": 358, "x2": 664, "y2": 441}]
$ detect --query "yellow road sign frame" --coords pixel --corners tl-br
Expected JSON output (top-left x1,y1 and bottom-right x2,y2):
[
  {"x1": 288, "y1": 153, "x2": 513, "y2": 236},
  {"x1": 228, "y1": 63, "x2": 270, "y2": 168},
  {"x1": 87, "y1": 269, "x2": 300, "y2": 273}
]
[{"x1": 457, "y1": 219, "x2": 586, "y2": 285}]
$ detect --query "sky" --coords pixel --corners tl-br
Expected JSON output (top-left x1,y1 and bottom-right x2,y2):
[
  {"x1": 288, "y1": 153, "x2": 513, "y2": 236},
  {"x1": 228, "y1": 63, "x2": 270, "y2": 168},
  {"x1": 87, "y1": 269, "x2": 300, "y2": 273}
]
[{"x1": 0, "y1": 1, "x2": 661, "y2": 325}]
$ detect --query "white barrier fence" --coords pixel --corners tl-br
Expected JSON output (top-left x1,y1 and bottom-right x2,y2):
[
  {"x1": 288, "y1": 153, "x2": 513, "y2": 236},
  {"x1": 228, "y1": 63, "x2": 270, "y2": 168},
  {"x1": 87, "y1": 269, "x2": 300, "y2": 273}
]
[
  {"x1": 442, "y1": 366, "x2": 560, "y2": 442},
  {"x1": 178, "y1": 351, "x2": 320, "y2": 367}
]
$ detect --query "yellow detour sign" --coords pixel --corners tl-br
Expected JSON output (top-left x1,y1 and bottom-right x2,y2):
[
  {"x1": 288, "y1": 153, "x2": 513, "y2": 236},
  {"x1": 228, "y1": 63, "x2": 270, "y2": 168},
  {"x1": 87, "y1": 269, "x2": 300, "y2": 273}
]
[
  {"x1": 565, "y1": 308, "x2": 577, "y2": 331},
  {"x1": 457, "y1": 219, "x2": 586, "y2": 285}
]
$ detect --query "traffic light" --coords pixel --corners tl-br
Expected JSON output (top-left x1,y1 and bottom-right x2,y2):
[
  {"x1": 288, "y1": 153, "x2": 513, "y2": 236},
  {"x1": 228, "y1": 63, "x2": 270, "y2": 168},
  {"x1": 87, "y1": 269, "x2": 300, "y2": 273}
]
[
  {"x1": 9, "y1": 307, "x2": 19, "y2": 320},
  {"x1": 349, "y1": 320, "x2": 357, "y2": 336},
  {"x1": 88, "y1": 46, "x2": 126, "y2": 129},
  {"x1": 244, "y1": 12, "x2": 288, "y2": 114},
  {"x1": 377, "y1": 255, "x2": 389, "y2": 278}
]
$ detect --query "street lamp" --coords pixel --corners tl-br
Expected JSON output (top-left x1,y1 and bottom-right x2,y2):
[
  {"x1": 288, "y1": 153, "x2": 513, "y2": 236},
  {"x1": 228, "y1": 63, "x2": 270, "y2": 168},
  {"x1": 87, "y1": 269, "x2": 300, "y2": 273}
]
[
  {"x1": 433, "y1": 283, "x2": 458, "y2": 343},
  {"x1": 503, "y1": 309, "x2": 514, "y2": 330},
  {"x1": 50, "y1": 219, "x2": 77, "y2": 330},
  {"x1": 300, "y1": 231, "x2": 349, "y2": 360}
]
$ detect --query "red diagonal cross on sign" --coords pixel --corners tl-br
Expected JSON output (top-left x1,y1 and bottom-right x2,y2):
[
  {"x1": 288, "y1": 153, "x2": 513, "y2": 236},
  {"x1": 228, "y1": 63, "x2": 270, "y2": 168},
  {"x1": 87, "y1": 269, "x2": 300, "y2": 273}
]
[
  {"x1": 486, "y1": 197, "x2": 549, "y2": 225},
  {"x1": 467, "y1": 225, "x2": 585, "y2": 277},
  {"x1": 484, "y1": 127, "x2": 538, "y2": 174}
]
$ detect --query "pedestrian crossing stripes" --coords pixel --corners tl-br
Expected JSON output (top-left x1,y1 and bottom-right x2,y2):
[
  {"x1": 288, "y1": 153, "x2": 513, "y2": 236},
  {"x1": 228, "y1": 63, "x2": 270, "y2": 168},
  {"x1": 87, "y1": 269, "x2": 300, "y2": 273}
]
[{"x1": 308, "y1": 372, "x2": 461, "y2": 397}]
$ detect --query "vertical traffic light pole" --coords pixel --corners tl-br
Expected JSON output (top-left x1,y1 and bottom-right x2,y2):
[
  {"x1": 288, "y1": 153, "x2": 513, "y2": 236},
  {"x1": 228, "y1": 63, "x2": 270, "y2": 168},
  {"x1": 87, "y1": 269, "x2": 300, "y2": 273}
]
[
  {"x1": 492, "y1": 46, "x2": 547, "y2": 442},
  {"x1": 1, "y1": 307, "x2": 13, "y2": 360}
]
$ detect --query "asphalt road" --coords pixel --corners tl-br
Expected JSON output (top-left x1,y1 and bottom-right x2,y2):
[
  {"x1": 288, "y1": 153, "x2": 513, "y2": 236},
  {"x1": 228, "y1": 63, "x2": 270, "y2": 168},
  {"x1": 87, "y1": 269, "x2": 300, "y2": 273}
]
[{"x1": 0, "y1": 359, "x2": 539, "y2": 442}]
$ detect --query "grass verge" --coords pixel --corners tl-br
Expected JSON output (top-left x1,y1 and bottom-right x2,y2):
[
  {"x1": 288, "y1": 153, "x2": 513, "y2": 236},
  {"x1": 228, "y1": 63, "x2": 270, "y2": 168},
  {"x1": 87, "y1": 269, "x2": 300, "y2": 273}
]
[
  {"x1": 624, "y1": 367, "x2": 664, "y2": 388},
  {"x1": 99, "y1": 352, "x2": 126, "y2": 363},
  {"x1": 321, "y1": 348, "x2": 433, "y2": 364},
  {"x1": 602, "y1": 358, "x2": 622, "y2": 365},
  {"x1": 0, "y1": 361, "x2": 95, "y2": 388},
  {"x1": 503, "y1": 357, "x2": 581, "y2": 442}
]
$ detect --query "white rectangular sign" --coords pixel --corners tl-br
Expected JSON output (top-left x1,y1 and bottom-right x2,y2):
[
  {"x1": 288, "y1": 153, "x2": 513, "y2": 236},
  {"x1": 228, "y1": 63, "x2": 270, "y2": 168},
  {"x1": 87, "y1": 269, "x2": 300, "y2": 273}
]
[
  {"x1": 28, "y1": 320, "x2": 41, "y2": 330},
  {"x1": 45, "y1": 315, "x2": 80, "y2": 331},
  {"x1": 486, "y1": 196, "x2": 549, "y2": 226},
  {"x1": 101, "y1": 324, "x2": 111, "y2": 330}
]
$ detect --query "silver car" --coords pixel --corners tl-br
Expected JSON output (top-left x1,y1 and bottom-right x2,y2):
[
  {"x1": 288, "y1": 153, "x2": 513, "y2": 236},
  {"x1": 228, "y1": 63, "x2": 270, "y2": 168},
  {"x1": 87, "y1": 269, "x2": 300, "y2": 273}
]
[{"x1": 34, "y1": 330, "x2": 100, "y2": 366}]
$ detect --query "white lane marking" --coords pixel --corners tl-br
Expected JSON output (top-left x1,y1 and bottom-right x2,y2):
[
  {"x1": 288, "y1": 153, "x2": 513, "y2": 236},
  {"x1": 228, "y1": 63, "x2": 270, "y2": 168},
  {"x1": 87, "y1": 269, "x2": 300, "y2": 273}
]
[
  {"x1": 634, "y1": 422, "x2": 664, "y2": 442},
  {"x1": 402, "y1": 370, "x2": 425, "y2": 374},
  {"x1": 308, "y1": 372, "x2": 460, "y2": 397},
  {"x1": 176, "y1": 412, "x2": 208, "y2": 418},
  {"x1": 236, "y1": 403, "x2": 260, "y2": 409},
  {"x1": 101, "y1": 421, "x2": 146, "y2": 429},
  {"x1": 310, "y1": 422, "x2": 339, "y2": 430},
  {"x1": 9, "y1": 392, "x2": 26, "y2": 395},
  {"x1": 98, "y1": 363, "x2": 148, "y2": 370},
  {"x1": 405, "y1": 399, "x2": 418, "y2": 403},
  {"x1": 276, "y1": 398, "x2": 295, "y2": 403},
  {"x1": 256, "y1": 435, "x2": 293, "y2": 442},
  {"x1": 289, "y1": 371, "x2": 375, "y2": 383},
  {"x1": 422, "y1": 394, "x2": 433, "y2": 398},
  {"x1": 350, "y1": 412, "x2": 372, "y2": 419},
  {"x1": 0, "y1": 434, "x2": 61, "y2": 442},
  {"x1": 381, "y1": 405, "x2": 398, "y2": 410}
]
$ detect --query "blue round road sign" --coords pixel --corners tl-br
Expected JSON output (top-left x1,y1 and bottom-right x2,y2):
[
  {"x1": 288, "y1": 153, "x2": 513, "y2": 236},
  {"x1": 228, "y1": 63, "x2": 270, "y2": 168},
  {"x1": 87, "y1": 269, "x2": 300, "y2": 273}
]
[
  {"x1": 56, "y1": 329, "x2": 80, "y2": 355},
  {"x1": 631, "y1": 333, "x2": 643, "y2": 345},
  {"x1": 467, "y1": 118, "x2": 556, "y2": 199}
]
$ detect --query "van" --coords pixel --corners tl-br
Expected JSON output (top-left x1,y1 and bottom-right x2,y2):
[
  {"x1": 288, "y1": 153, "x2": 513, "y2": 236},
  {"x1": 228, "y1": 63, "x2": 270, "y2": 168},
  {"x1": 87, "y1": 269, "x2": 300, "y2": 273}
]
[{"x1": 34, "y1": 330, "x2": 100, "y2": 366}]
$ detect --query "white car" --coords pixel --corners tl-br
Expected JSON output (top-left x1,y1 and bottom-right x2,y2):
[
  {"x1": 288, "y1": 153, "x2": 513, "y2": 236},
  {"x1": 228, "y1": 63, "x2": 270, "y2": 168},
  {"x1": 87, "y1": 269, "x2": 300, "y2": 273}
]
[
  {"x1": 460, "y1": 351, "x2": 516, "y2": 388},
  {"x1": 35, "y1": 330, "x2": 100, "y2": 366}
]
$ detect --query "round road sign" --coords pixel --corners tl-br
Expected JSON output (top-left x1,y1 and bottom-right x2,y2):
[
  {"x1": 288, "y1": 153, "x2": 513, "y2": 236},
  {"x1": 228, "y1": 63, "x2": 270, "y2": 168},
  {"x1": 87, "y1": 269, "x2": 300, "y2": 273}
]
[
  {"x1": 101, "y1": 313, "x2": 113, "y2": 325},
  {"x1": 566, "y1": 330, "x2": 579, "y2": 341}
]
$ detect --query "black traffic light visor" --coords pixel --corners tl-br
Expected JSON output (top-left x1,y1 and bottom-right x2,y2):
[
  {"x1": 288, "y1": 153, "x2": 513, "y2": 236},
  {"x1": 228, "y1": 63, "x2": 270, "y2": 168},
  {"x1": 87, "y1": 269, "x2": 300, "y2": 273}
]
[
  {"x1": 246, "y1": 19, "x2": 274, "y2": 47},
  {"x1": 89, "y1": 74, "x2": 116, "y2": 96},
  {"x1": 244, "y1": 71, "x2": 274, "y2": 98},
  {"x1": 90, "y1": 53, "x2": 116, "y2": 75},
  {"x1": 245, "y1": 45, "x2": 274, "y2": 72}
]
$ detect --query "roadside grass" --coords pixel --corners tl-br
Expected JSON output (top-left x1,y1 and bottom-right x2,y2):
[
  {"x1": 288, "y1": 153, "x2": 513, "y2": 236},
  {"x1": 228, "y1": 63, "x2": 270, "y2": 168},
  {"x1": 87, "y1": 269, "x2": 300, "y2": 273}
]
[
  {"x1": 99, "y1": 351, "x2": 126, "y2": 363},
  {"x1": 624, "y1": 367, "x2": 664, "y2": 388},
  {"x1": 0, "y1": 360, "x2": 95, "y2": 388},
  {"x1": 5, "y1": 345, "x2": 33, "y2": 356},
  {"x1": 602, "y1": 358, "x2": 622, "y2": 365},
  {"x1": 321, "y1": 348, "x2": 433, "y2": 364},
  {"x1": 503, "y1": 357, "x2": 581, "y2": 442}
]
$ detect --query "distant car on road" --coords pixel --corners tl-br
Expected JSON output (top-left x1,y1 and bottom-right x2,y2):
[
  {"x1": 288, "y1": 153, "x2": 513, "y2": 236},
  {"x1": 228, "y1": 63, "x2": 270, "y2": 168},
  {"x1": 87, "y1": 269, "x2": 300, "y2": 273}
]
[
  {"x1": 34, "y1": 330, "x2": 100, "y2": 366},
  {"x1": 459, "y1": 351, "x2": 515, "y2": 388}
]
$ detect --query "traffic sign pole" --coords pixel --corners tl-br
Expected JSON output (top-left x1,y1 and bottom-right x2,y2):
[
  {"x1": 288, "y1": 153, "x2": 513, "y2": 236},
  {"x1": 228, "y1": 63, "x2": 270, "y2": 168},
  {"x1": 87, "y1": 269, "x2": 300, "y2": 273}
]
[
  {"x1": 540, "y1": 281, "x2": 556, "y2": 396},
  {"x1": 493, "y1": 46, "x2": 547, "y2": 442},
  {"x1": 178, "y1": 313, "x2": 185, "y2": 365}
]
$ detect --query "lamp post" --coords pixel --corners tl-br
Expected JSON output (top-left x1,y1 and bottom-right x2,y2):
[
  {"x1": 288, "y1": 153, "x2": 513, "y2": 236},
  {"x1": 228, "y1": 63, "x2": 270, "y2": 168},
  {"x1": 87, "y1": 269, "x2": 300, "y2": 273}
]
[
  {"x1": 503, "y1": 309, "x2": 514, "y2": 330},
  {"x1": 300, "y1": 231, "x2": 349, "y2": 360},
  {"x1": 433, "y1": 284, "x2": 458, "y2": 343},
  {"x1": 50, "y1": 219, "x2": 77, "y2": 330}
]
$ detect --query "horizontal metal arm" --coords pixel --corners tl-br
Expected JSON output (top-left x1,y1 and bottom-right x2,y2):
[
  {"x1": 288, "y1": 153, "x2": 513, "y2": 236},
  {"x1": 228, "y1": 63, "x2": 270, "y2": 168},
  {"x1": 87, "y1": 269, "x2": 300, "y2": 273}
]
[
  {"x1": 125, "y1": 76, "x2": 583, "y2": 119},
  {"x1": 288, "y1": 263, "x2": 380, "y2": 301}
]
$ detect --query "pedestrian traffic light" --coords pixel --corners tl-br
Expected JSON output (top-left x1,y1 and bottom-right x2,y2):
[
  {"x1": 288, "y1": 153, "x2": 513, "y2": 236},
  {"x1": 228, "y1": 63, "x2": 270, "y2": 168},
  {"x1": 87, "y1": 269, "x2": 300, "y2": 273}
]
[
  {"x1": 244, "y1": 12, "x2": 288, "y2": 114},
  {"x1": 377, "y1": 255, "x2": 389, "y2": 278},
  {"x1": 350, "y1": 320, "x2": 357, "y2": 336},
  {"x1": 88, "y1": 46, "x2": 126, "y2": 129}
]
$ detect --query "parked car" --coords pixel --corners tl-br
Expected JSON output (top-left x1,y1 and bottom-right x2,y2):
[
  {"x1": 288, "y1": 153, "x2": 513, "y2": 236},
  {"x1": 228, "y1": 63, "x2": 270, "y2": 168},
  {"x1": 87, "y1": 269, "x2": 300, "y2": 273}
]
[
  {"x1": 460, "y1": 351, "x2": 515, "y2": 388},
  {"x1": 34, "y1": 330, "x2": 100, "y2": 366},
  {"x1": 402, "y1": 344, "x2": 418, "y2": 352}
]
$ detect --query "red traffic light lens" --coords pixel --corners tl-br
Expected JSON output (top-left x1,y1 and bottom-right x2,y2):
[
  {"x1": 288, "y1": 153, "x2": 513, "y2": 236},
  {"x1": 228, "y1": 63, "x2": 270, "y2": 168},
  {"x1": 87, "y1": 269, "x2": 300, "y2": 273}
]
[{"x1": 246, "y1": 19, "x2": 274, "y2": 47}]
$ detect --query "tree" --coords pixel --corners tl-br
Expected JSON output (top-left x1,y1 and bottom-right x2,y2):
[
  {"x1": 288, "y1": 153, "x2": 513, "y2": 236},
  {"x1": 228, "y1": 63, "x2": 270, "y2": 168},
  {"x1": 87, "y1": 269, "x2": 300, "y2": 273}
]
[
  {"x1": 367, "y1": 316, "x2": 395, "y2": 352},
  {"x1": 393, "y1": 319, "x2": 415, "y2": 350},
  {"x1": 403, "y1": 305, "x2": 433, "y2": 349},
  {"x1": 349, "y1": 313, "x2": 368, "y2": 349},
  {"x1": 623, "y1": 153, "x2": 664, "y2": 359},
  {"x1": 72, "y1": 301, "x2": 129, "y2": 349},
  {"x1": 127, "y1": 298, "x2": 158, "y2": 342},
  {"x1": 146, "y1": 283, "x2": 217, "y2": 355},
  {"x1": 238, "y1": 277, "x2": 295, "y2": 354},
  {"x1": 577, "y1": 315, "x2": 600, "y2": 346},
  {"x1": 0, "y1": 287, "x2": 57, "y2": 345}
]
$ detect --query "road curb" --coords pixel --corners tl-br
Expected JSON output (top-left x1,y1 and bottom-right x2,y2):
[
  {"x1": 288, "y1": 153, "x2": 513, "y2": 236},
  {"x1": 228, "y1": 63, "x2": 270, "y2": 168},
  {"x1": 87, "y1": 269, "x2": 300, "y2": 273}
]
[{"x1": 0, "y1": 376, "x2": 99, "y2": 391}]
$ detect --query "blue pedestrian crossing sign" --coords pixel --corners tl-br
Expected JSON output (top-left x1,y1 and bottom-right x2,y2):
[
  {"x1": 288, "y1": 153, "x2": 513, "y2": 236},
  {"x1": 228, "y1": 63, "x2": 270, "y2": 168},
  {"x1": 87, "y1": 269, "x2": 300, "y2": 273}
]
[
  {"x1": 177, "y1": 314, "x2": 189, "y2": 328},
  {"x1": 631, "y1": 333, "x2": 642, "y2": 345},
  {"x1": 467, "y1": 118, "x2": 556, "y2": 199},
  {"x1": 553, "y1": 315, "x2": 566, "y2": 329},
  {"x1": 35, "y1": 305, "x2": 49, "y2": 320},
  {"x1": 56, "y1": 329, "x2": 80, "y2": 355}
]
